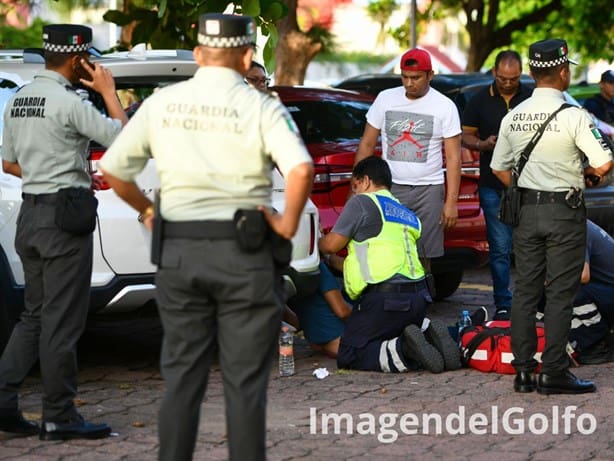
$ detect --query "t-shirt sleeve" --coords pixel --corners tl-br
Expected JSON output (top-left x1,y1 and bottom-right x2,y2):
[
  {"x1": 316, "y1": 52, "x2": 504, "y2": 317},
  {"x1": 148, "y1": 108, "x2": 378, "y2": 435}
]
[
  {"x1": 442, "y1": 98, "x2": 462, "y2": 139},
  {"x1": 332, "y1": 194, "x2": 382, "y2": 242},
  {"x1": 365, "y1": 93, "x2": 385, "y2": 130},
  {"x1": 462, "y1": 97, "x2": 479, "y2": 129}
]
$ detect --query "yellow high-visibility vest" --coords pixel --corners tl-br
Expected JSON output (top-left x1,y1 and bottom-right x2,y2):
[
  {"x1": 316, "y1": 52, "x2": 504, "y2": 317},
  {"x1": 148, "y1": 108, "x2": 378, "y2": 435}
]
[{"x1": 344, "y1": 190, "x2": 425, "y2": 300}]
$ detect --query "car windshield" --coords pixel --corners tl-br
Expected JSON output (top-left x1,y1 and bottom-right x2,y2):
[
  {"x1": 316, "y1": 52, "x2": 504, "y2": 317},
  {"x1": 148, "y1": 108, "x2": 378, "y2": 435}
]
[
  {"x1": 284, "y1": 100, "x2": 370, "y2": 144},
  {"x1": 0, "y1": 83, "x2": 19, "y2": 146}
]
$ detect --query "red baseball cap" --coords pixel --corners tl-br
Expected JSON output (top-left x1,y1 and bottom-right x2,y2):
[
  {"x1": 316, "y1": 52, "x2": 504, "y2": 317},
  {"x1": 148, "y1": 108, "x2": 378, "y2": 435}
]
[{"x1": 400, "y1": 48, "x2": 432, "y2": 72}]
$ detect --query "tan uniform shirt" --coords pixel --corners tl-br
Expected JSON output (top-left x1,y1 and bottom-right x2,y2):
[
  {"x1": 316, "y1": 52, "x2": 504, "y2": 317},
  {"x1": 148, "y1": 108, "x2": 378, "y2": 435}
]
[
  {"x1": 491, "y1": 88, "x2": 612, "y2": 191},
  {"x1": 100, "y1": 67, "x2": 312, "y2": 221},
  {"x1": 1, "y1": 70, "x2": 122, "y2": 194}
]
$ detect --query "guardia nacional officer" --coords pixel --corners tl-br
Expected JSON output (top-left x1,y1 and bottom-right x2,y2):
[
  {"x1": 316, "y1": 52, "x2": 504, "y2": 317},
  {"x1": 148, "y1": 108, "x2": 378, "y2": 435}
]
[
  {"x1": 0, "y1": 25, "x2": 126, "y2": 439},
  {"x1": 491, "y1": 39, "x2": 612, "y2": 395},
  {"x1": 99, "y1": 13, "x2": 314, "y2": 461}
]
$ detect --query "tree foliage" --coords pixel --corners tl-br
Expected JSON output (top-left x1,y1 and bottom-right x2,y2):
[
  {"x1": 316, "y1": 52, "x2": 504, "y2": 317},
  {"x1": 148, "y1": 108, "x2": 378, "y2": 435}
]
[
  {"x1": 426, "y1": 0, "x2": 614, "y2": 71},
  {"x1": 102, "y1": 0, "x2": 288, "y2": 66},
  {"x1": 365, "y1": 0, "x2": 398, "y2": 49}
]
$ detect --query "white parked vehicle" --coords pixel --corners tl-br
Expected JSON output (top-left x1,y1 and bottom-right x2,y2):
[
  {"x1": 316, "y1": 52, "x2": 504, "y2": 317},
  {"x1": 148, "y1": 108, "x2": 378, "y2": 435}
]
[{"x1": 0, "y1": 48, "x2": 320, "y2": 350}]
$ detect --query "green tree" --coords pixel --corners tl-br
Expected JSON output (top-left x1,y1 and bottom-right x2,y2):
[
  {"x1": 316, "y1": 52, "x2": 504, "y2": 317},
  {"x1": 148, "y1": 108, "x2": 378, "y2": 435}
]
[
  {"x1": 365, "y1": 0, "x2": 398, "y2": 50},
  {"x1": 425, "y1": 0, "x2": 614, "y2": 71},
  {"x1": 0, "y1": 17, "x2": 46, "y2": 48},
  {"x1": 102, "y1": 0, "x2": 288, "y2": 65}
]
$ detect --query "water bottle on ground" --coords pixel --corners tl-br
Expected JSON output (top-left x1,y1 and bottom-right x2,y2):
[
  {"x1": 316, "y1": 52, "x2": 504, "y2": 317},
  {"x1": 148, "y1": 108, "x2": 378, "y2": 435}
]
[
  {"x1": 279, "y1": 326, "x2": 295, "y2": 376},
  {"x1": 458, "y1": 309, "x2": 473, "y2": 347}
]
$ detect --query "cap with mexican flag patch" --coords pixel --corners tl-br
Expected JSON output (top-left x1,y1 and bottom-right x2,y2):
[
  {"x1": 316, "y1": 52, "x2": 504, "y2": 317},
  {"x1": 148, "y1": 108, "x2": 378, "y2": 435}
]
[
  {"x1": 528, "y1": 38, "x2": 578, "y2": 68},
  {"x1": 43, "y1": 24, "x2": 92, "y2": 54}
]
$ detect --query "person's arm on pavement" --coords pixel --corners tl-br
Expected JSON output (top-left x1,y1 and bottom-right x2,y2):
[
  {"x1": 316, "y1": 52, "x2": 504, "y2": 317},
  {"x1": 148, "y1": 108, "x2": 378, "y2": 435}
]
[
  {"x1": 261, "y1": 161, "x2": 314, "y2": 240},
  {"x1": 580, "y1": 262, "x2": 591, "y2": 284},
  {"x1": 442, "y1": 134, "x2": 461, "y2": 228},
  {"x1": 323, "y1": 289, "x2": 352, "y2": 320}
]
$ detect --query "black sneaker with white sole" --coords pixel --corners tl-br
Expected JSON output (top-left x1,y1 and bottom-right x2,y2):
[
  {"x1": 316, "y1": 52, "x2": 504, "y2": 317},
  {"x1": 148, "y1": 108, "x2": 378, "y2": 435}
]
[
  {"x1": 401, "y1": 324, "x2": 444, "y2": 373},
  {"x1": 493, "y1": 308, "x2": 511, "y2": 321},
  {"x1": 424, "y1": 319, "x2": 462, "y2": 371}
]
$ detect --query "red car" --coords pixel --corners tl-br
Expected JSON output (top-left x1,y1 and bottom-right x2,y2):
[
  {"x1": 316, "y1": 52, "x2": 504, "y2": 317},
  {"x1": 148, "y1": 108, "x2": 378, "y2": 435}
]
[{"x1": 273, "y1": 86, "x2": 488, "y2": 299}]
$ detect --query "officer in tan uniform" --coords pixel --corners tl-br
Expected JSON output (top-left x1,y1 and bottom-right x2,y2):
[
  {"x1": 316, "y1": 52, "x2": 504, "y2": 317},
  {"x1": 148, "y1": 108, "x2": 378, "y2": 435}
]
[
  {"x1": 491, "y1": 39, "x2": 612, "y2": 395},
  {"x1": 99, "y1": 13, "x2": 314, "y2": 461},
  {"x1": 0, "y1": 24, "x2": 126, "y2": 439}
]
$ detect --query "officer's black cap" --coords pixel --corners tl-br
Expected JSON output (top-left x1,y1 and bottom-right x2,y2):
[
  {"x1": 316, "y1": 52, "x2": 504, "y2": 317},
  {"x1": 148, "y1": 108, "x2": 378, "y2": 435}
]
[
  {"x1": 197, "y1": 13, "x2": 256, "y2": 48},
  {"x1": 43, "y1": 24, "x2": 93, "y2": 54},
  {"x1": 528, "y1": 39, "x2": 578, "y2": 68}
]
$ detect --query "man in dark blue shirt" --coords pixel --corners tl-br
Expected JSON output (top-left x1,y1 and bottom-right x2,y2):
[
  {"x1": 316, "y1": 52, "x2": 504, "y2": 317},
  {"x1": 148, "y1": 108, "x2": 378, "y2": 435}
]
[
  {"x1": 583, "y1": 70, "x2": 614, "y2": 125},
  {"x1": 461, "y1": 50, "x2": 532, "y2": 321}
]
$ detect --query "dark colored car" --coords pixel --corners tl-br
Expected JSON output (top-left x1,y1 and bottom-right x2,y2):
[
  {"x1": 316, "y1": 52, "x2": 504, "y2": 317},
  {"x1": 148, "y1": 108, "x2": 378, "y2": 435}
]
[
  {"x1": 273, "y1": 86, "x2": 488, "y2": 299},
  {"x1": 333, "y1": 73, "x2": 614, "y2": 237}
]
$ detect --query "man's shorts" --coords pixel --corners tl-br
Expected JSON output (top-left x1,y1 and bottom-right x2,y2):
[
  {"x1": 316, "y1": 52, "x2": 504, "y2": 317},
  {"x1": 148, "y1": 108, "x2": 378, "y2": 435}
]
[{"x1": 391, "y1": 183, "x2": 444, "y2": 259}]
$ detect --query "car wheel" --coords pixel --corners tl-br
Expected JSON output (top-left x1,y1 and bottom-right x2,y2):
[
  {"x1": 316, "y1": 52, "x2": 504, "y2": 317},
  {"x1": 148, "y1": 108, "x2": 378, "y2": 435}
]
[{"x1": 433, "y1": 270, "x2": 463, "y2": 301}]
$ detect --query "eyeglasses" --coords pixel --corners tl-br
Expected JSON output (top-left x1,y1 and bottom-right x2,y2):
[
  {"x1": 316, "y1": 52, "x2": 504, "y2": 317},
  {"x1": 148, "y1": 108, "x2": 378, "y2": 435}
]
[
  {"x1": 245, "y1": 77, "x2": 270, "y2": 86},
  {"x1": 495, "y1": 74, "x2": 521, "y2": 85}
]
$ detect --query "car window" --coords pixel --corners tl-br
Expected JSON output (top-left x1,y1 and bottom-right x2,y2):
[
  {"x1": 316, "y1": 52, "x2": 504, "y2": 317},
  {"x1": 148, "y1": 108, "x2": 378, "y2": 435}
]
[
  {"x1": 284, "y1": 100, "x2": 371, "y2": 144},
  {"x1": 0, "y1": 82, "x2": 20, "y2": 147}
]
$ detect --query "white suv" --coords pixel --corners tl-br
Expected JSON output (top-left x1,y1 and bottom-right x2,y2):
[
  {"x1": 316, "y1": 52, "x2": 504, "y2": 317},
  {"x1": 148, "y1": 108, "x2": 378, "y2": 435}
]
[{"x1": 0, "y1": 48, "x2": 320, "y2": 350}]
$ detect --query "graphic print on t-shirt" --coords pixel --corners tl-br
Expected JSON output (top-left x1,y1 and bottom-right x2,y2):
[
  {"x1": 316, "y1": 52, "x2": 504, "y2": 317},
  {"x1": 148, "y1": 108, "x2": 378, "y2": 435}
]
[{"x1": 385, "y1": 110, "x2": 434, "y2": 163}]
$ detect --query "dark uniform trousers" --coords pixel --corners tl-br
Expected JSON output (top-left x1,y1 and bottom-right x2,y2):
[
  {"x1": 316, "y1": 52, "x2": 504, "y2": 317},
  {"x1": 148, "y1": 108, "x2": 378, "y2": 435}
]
[
  {"x1": 0, "y1": 199, "x2": 92, "y2": 421},
  {"x1": 337, "y1": 286, "x2": 429, "y2": 372},
  {"x1": 155, "y1": 237, "x2": 282, "y2": 461},
  {"x1": 511, "y1": 201, "x2": 586, "y2": 374}
]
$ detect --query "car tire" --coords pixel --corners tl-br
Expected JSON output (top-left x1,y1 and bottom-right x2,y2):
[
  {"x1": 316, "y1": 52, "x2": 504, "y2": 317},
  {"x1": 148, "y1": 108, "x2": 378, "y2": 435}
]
[{"x1": 433, "y1": 270, "x2": 463, "y2": 301}]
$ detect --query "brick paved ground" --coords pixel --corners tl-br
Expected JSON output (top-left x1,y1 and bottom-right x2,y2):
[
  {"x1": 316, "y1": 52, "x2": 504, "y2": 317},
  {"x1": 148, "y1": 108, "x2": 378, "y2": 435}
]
[{"x1": 1, "y1": 267, "x2": 613, "y2": 460}]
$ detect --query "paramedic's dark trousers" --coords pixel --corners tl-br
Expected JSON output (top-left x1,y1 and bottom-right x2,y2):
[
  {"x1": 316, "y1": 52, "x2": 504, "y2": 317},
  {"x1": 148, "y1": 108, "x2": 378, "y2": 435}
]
[
  {"x1": 337, "y1": 287, "x2": 428, "y2": 372},
  {"x1": 511, "y1": 201, "x2": 586, "y2": 374},
  {"x1": 156, "y1": 237, "x2": 281, "y2": 461},
  {"x1": 0, "y1": 199, "x2": 92, "y2": 422}
]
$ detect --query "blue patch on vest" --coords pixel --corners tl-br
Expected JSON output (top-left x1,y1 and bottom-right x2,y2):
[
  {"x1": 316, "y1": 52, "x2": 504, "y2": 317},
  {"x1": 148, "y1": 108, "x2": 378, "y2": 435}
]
[{"x1": 375, "y1": 195, "x2": 420, "y2": 229}]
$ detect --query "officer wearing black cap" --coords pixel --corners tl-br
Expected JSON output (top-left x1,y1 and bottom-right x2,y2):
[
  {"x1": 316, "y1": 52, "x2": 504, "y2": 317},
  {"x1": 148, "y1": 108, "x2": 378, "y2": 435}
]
[
  {"x1": 0, "y1": 24, "x2": 126, "y2": 439},
  {"x1": 492, "y1": 38, "x2": 612, "y2": 395},
  {"x1": 99, "y1": 13, "x2": 313, "y2": 461}
]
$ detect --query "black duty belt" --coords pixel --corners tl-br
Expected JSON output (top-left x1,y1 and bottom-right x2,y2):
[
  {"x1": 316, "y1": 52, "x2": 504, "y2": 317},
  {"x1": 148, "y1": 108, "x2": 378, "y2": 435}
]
[
  {"x1": 363, "y1": 280, "x2": 425, "y2": 295},
  {"x1": 21, "y1": 192, "x2": 59, "y2": 205},
  {"x1": 521, "y1": 190, "x2": 568, "y2": 206},
  {"x1": 163, "y1": 220, "x2": 235, "y2": 239}
]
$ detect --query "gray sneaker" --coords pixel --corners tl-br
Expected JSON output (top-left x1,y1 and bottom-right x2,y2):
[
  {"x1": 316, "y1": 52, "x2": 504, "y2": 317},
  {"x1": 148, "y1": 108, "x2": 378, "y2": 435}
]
[
  {"x1": 402, "y1": 324, "x2": 444, "y2": 373},
  {"x1": 424, "y1": 319, "x2": 462, "y2": 371}
]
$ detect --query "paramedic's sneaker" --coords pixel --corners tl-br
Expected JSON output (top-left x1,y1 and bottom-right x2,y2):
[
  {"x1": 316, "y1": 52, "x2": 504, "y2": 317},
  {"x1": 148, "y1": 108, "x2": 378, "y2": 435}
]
[
  {"x1": 493, "y1": 307, "x2": 511, "y2": 321},
  {"x1": 470, "y1": 306, "x2": 488, "y2": 326},
  {"x1": 401, "y1": 325, "x2": 444, "y2": 374},
  {"x1": 423, "y1": 319, "x2": 462, "y2": 371}
]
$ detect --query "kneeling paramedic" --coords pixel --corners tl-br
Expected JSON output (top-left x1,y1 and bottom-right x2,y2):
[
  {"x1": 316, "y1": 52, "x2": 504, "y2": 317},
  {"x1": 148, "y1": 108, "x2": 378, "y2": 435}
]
[{"x1": 319, "y1": 156, "x2": 461, "y2": 374}]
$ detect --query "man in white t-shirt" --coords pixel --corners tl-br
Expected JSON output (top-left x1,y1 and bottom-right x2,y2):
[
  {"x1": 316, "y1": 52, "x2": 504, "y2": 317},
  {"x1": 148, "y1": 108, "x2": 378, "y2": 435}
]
[{"x1": 354, "y1": 48, "x2": 461, "y2": 286}]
